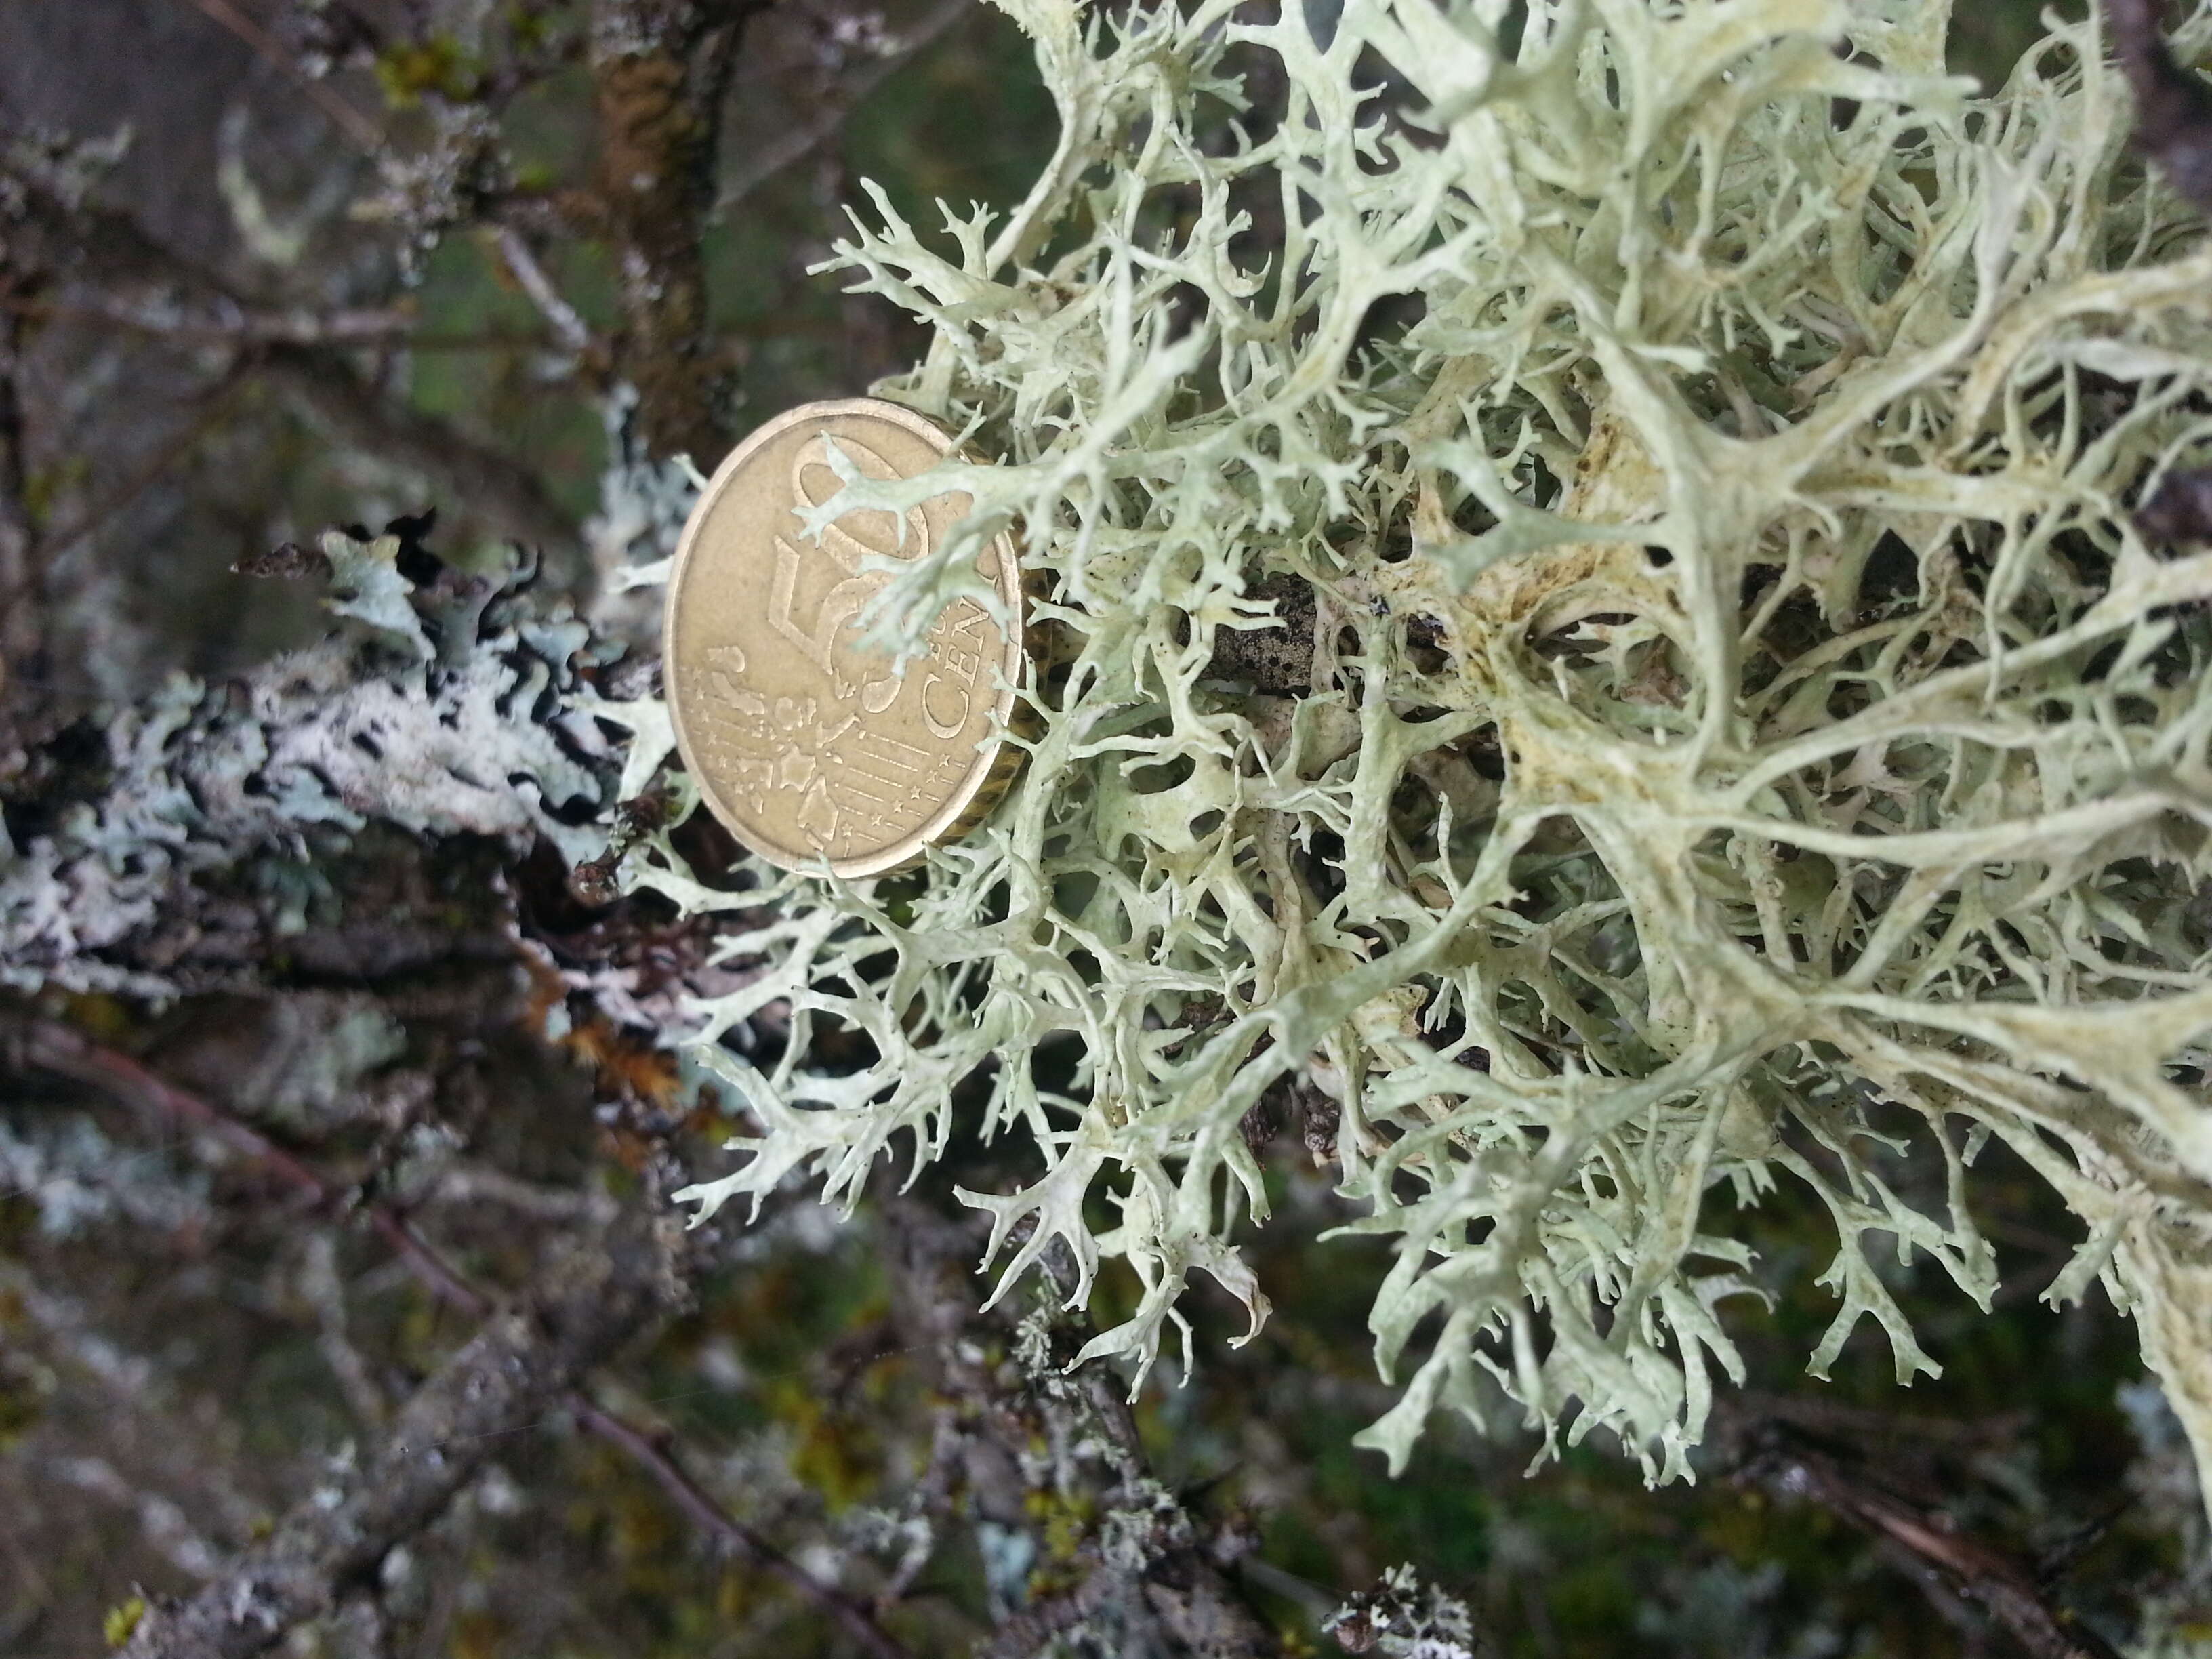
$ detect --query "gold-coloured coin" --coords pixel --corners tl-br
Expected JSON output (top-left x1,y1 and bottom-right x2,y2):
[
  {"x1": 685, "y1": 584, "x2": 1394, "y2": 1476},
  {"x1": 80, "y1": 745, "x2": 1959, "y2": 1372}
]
[{"x1": 664, "y1": 398, "x2": 1026, "y2": 877}]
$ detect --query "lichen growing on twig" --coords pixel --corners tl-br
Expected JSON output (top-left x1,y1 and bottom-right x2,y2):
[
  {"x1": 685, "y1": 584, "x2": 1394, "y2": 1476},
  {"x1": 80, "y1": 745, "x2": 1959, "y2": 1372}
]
[
  {"x1": 1326, "y1": 1563, "x2": 1486, "y2": 1658},
  {"x1": 1, "y1": 520, "x2": 617, "y2": 997},
  {"x1": 629, "y1": 0, "x2": 2212, "y2": 1509}
]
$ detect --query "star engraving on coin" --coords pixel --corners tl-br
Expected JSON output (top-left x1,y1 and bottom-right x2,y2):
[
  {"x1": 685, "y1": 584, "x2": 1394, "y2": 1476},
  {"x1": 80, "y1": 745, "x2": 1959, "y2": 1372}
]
[{"x1": 664, "y1": 398, "x2": 1026, "y2": 876}]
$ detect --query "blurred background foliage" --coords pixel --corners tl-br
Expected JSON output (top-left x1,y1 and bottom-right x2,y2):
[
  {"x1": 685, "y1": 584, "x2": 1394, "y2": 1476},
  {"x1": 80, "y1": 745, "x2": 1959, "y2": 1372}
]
[{"x1": 2, "y1": 1, "x2": 2207, "y2": 1657}]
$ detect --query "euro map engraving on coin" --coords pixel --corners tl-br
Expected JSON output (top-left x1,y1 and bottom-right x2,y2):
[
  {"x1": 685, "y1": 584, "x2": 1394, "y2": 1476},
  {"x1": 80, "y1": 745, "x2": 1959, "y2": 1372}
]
[{"x1": 665, "y1": 398, "x2": 1026, "y2": 877}]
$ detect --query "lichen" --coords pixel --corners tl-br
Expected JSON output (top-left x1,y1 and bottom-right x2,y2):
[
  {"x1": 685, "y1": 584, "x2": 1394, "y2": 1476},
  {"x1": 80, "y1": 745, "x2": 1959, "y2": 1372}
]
[
  {"x1": 1326, "y1": 1563, "x2": 1486, "y2": 1658},
  {"x1": 632, "y1": 0, "x2": 2212, "y2": 1509},
  {"x1": 1, "y1": 524, "x2": 614, "y2": 997}
]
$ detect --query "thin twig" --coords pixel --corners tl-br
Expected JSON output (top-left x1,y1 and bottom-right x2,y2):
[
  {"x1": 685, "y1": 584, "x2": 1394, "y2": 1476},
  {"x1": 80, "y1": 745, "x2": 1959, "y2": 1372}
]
[
  {"x1": 302, "y1": 1230, "x2": 392, "y2": 1431},
  {"x1": 0, "y1": 288, "x2": 832, "y2": 357},
  {"x1": 259, "y1": 344, "x2": 579, "y2": 560},
  {"x1": 1728, "y1": 1416, "x2": 2123, "y2": 1659},
  {"x1": 568, "y1": 1397, "x2": 914, "y2": 1659},
  {"x1": 0, "y1": 283, "x2": 40, "y2": 691},
  {"x1": 3, "y1": 142, "x2": 581, "y2": 564},
  {"x1": 716, "y1": 0, "x2": 973, "y2": 213},
  {"x1": 0, "y1": 295, "x2": 623, "y2": 356},
  {"x1": 16, "y1": 1019, "x2": 918, "y2": 1659},
  {"x1": 175, "y1": 0, "x2": 388, "y2": 155},
  {"x1": 45, "y1": 1454, "x2": 226, "y2": 1582},
  {"x1": 493, "y1": 226, "x2": 595, "y2": 356},
  {"x1": 0, "y1": 293, "x2": 414, "y2": 345},
  {"x1": 25, "y1": 1019, "x2": 333, "y2": 1205},
  {"x1": 372, "y1": 1212, "x2": 491, "y2": 1318},
  {"x1": 36, "y1": 368, "x2": 254, "y2": 565},
  {"x1": 430, "y1": 1164, "x2": 616, "y2": 1221}
]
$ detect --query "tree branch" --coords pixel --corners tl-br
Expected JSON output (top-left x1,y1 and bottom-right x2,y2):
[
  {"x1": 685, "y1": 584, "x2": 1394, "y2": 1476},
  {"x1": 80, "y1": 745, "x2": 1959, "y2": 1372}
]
[
  {"x1": 115, "y1": 1197, "x2": 676, "y2": 1659},
  {"x1": 0, "y1": 293, "x2": 416, "y2": 346},
  {"x1": 1721, "y1": 1410, "x2": 2124, "y2": 1659},
  {"x1": 12, "y1": 1018, "x2": 916, "y2": 1659},
  {"x1": 2100, "y1": 1, "x2": 2212, "y2": 542},
  {"x1": 259, "y1": 345, "x2": 580, "y2": 564},
  {"x1": 491, "y1": 226, "x2": 597, "y2": 358},
  {"x1": 880, "y1": 1203, "x2": 1281, "y2": 1659},
  {"x1": 2105, "y1": 0, "x2": 2212, "y2": 213},
  {"x1": 0, "y1": 284, "x2": 37, "y2": 708},
  {"x1": 34, "y1": 366, "x2": 256, "y2": 568},
  {"x1": 715, "y1": 0, "x2": 973, "y2": 213},
  {"x1": 589, "y1": 0, "x2": 764, "y2": 462},
  {"x1": 568, "y1": 1398, "x2": 914, "y2": 1659},
  {"x1": 173, "y1": 0, "x2": 388, "y2": 155},
  {"x1": 0, "y1": 131, "x2": 581, "y2": 573}
]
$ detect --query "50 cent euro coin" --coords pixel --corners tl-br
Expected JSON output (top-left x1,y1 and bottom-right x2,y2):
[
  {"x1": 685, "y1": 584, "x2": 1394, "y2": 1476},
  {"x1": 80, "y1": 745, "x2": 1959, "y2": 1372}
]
[{"x1": 663, "y1": 398, "x2": 1027, "y2": 877}]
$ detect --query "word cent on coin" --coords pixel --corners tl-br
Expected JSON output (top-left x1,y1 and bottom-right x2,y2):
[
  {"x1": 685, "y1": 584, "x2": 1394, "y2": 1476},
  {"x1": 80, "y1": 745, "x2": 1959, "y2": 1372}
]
[{"x1": 664, "y1": 398, "x2": 1026, "y2": 877}]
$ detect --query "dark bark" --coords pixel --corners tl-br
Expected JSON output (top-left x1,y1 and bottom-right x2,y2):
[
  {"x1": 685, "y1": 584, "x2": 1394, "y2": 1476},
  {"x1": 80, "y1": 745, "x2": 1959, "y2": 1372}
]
[
  {"x1": 589, "y1": 0, "x2": 762, "y2": 464},
  {"x1": 2104, "y1": 1, "x2": 2212, "y2": 553},
  {"x1": 1203, "y1": 573, "x2": 1318, "y2": 695},
  {"x1": 0, "y1": 293, "x2": 35, "y2": 711},
  {"x1": 2136, "y1": 464, "x2": 2212, "y2": 544},
  {"x1": 2106, "y1": 0, "x2": 2212, "y2": 214}
]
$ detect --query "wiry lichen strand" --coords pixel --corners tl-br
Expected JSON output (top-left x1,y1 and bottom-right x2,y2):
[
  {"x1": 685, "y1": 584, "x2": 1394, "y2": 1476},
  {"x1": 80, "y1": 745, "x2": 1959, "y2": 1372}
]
[{"x1": 638, "y1": 0, "x2": 2212, "y2": 1505}]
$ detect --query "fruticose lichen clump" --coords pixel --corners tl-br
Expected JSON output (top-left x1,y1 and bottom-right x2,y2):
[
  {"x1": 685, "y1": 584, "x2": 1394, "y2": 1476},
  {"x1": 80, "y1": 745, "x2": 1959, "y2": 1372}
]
[{"x1": 623, "y1": 0, "x2": 2212, "y2": 1505}]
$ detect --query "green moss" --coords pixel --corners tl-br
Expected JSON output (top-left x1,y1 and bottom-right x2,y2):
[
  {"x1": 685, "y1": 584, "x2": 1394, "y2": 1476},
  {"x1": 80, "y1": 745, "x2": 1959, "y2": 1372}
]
[
  {"x1": 101, "y1": 1597, "x2": 145, "y2": 1649},
  {"x1": 375, "y1": 37, "x2": 483, "y2": 108}
]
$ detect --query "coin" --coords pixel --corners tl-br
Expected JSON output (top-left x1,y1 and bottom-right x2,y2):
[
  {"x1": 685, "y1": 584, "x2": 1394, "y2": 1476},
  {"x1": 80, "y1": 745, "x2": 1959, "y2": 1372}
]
[{"x1": 664, "y1": 398, "x2": 1027, "y2": 877}]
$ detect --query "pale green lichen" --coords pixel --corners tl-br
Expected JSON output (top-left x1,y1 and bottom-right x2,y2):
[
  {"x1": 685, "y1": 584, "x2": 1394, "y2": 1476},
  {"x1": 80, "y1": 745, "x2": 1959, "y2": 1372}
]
[{"x1": 638, "y1": 0, "x2": 2212, "y2": 1505}]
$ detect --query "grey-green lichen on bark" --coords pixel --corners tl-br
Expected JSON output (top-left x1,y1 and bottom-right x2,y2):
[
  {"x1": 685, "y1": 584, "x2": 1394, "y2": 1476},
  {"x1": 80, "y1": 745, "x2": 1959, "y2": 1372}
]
[
  {"x1": 622, "y1": 0, "x2": 2212, "y2": 1509},
  {"x1": 0, "y1": 527, "x2": 618, "y2": 997},
  {"x1": 1325, "y1": 1563, "x2": 1486, "y2": 1657}
]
